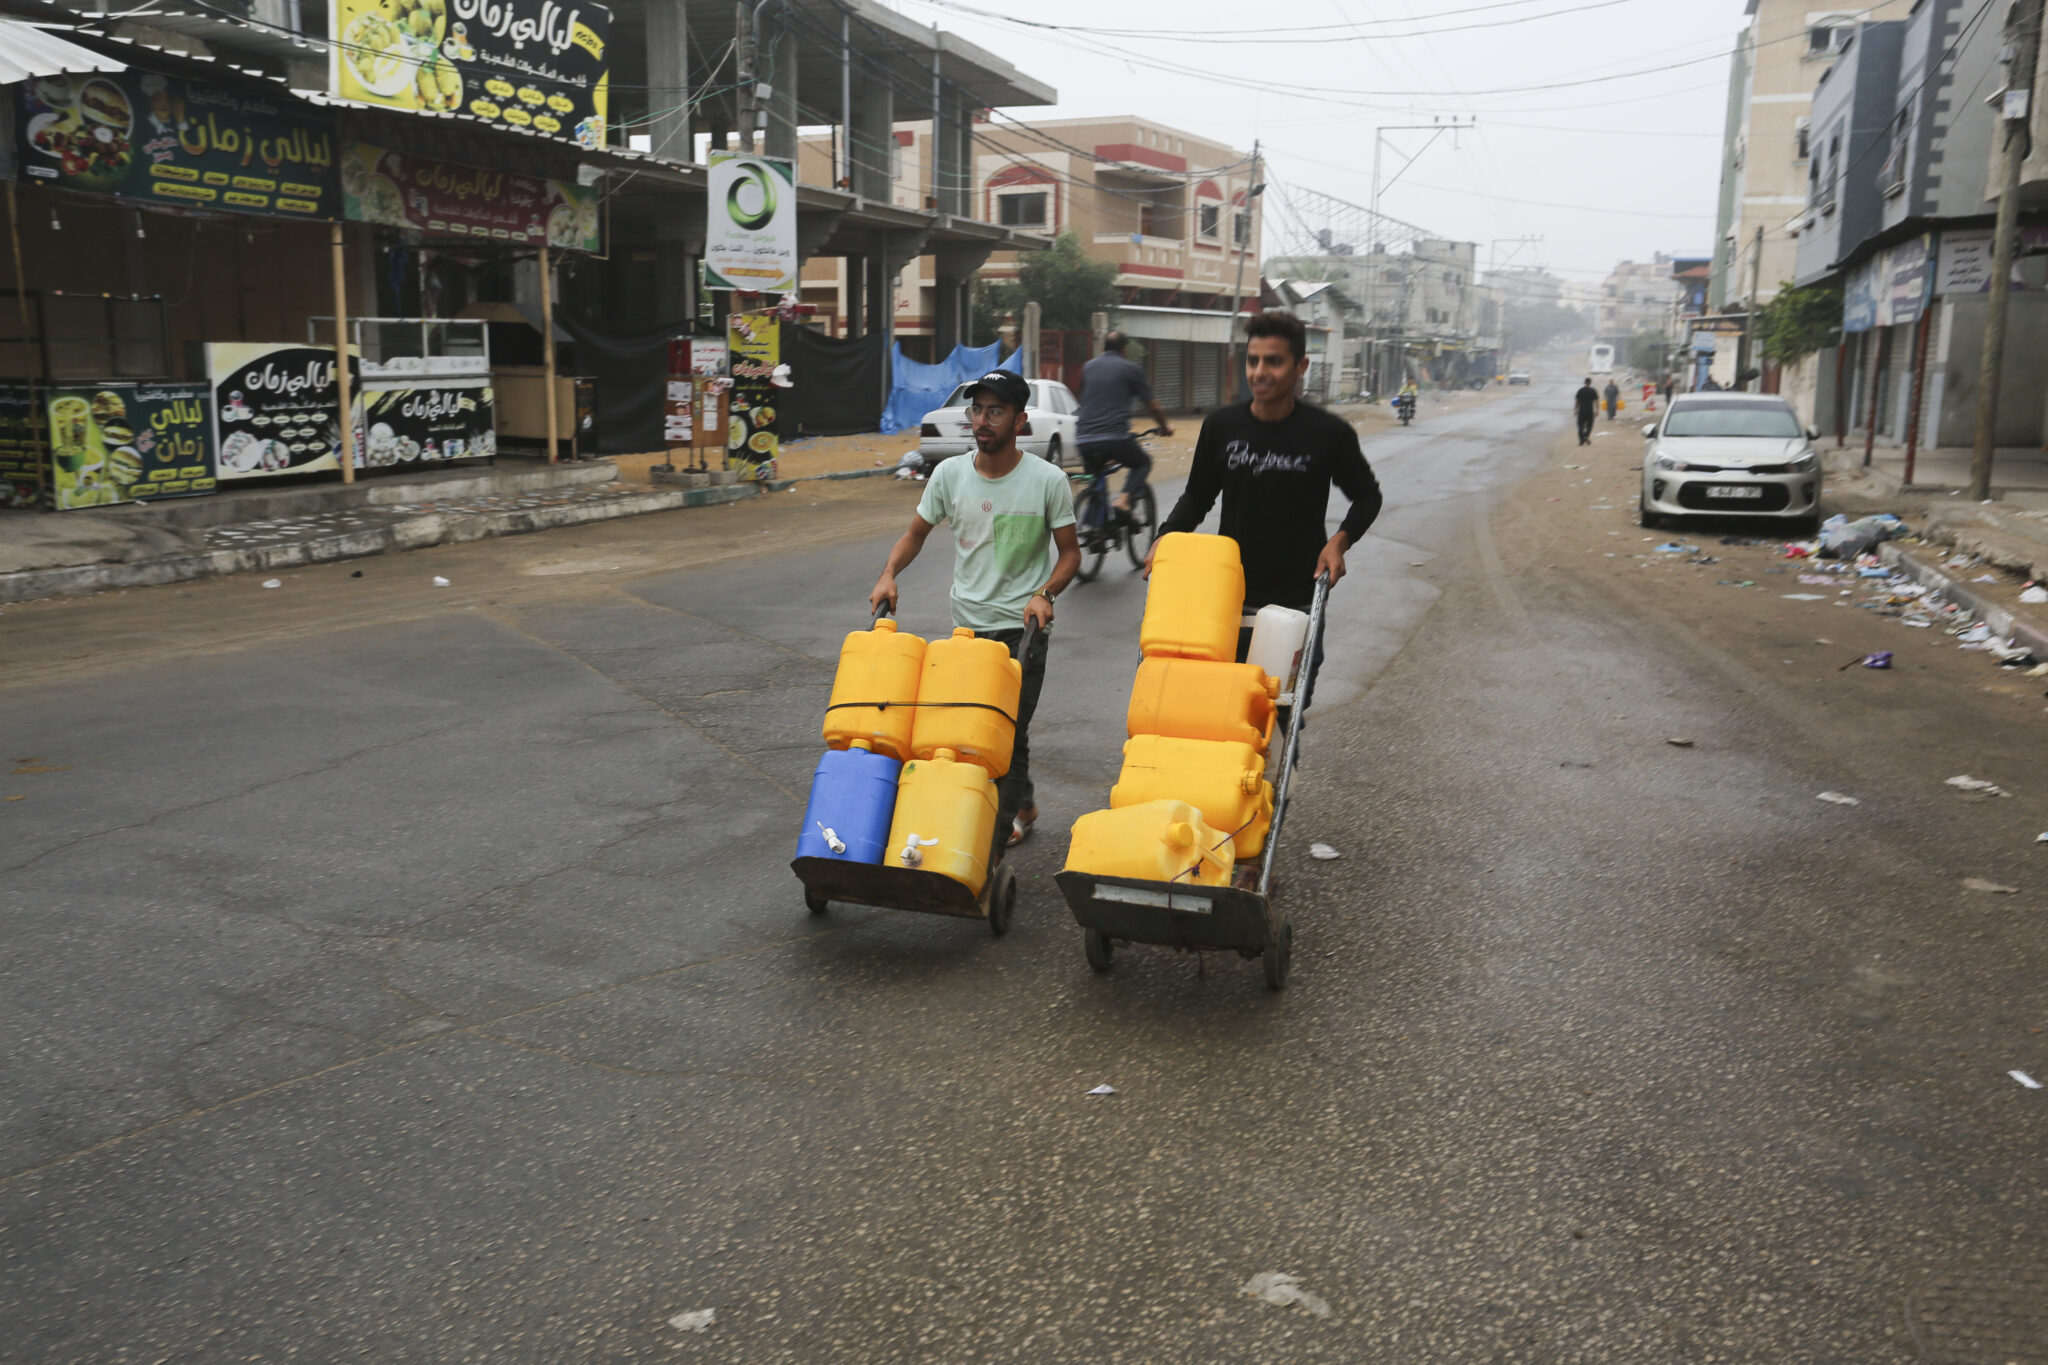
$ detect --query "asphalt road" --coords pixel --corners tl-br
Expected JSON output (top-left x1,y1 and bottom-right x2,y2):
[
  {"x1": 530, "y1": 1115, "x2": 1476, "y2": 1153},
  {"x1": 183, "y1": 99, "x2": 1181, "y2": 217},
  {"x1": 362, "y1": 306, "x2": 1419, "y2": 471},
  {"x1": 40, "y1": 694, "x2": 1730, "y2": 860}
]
[{"x1": 4, "y1": 361, "x2": 2045, "y2": 1362}]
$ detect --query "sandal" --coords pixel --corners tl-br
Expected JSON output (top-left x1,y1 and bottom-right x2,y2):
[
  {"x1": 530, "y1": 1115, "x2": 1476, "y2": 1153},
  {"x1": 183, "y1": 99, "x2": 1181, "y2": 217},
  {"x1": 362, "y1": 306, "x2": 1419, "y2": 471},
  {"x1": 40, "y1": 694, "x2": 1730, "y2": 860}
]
[{"x1": 1007, "y1": 805, "x2": 1038, "y2": 848}]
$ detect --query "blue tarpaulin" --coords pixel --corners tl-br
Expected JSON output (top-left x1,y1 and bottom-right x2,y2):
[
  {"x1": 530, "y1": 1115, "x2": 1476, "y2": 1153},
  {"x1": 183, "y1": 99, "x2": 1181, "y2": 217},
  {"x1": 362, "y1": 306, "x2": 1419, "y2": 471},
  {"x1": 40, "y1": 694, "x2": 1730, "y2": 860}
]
[{"x1": 882, "y1": 341, "x2": 1022, "y2": 434}]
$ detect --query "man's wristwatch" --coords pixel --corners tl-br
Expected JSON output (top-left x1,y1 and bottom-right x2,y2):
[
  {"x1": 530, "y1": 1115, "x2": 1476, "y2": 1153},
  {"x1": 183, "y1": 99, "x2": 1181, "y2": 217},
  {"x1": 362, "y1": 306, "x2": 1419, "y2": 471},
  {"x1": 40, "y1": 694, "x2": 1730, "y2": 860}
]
[{"x1": 1033, "y1": 586, "x2": 1058, "y2": 604}]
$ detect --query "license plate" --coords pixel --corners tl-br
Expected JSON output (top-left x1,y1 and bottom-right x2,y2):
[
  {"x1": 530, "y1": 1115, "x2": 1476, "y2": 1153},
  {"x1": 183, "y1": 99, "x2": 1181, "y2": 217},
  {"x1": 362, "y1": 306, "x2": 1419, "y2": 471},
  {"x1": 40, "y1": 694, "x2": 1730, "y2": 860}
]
[{"x1": 1706, "y1": 484, "x2": 1764, "y2": 499}]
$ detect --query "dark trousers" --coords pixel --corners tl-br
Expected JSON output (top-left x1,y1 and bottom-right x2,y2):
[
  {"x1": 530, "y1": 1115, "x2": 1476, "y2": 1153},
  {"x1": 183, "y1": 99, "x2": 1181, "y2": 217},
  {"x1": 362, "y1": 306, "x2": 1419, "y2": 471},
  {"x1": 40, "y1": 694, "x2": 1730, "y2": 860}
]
[
  {"x1": 1576, "y1": 410, "x2": 1595, "y2": 444},
  {"x1": 1078, "y1": 437, "x2": 1152, "y2": 503},
  {"x1": 982, "y1": 626, "x2": 1049, "y2": 837}
]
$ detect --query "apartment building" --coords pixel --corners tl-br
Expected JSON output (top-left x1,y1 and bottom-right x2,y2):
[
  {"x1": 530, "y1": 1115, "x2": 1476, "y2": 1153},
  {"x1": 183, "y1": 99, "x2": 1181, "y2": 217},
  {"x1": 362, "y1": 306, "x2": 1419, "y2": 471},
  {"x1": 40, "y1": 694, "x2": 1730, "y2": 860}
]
[
  {"x1": 1597, "y1": 257, "x2": 1685, "y2": 352},
  {"x1": 1264, "y1": 240, "x2": 1498, "y2": 393},
  {"x1": 1786, "y1": 0, "x2": 2026, "y2": 449},
  {"x1": 1709, "y1": 0, "x2": 1919, "y2": 318},
  {"x1": 798, "y1": 115, "x2": 1261, "y2": 409}
]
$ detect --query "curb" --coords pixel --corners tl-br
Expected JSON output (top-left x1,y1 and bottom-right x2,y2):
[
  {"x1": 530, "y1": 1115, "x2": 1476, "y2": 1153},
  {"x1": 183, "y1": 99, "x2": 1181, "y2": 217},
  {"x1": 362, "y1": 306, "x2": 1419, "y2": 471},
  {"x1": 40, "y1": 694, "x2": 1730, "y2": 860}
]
[
  {"x1": 1878, "y1": 542, "x2": 2048, "y2": 659},
  {"x1": 799, "y1": 466, "x2": 901, "y2": 483},
  {"x1": 0, "y1": 480, "x2": 763, "y2": 604}
]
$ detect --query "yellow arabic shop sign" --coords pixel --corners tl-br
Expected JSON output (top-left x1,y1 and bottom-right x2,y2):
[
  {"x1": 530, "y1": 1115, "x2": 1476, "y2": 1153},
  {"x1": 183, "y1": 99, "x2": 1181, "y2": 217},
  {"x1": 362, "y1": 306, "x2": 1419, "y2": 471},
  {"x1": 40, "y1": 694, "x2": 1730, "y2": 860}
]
[{"x1": 330, "y1": 0, "x2": 611, "y2": 148}]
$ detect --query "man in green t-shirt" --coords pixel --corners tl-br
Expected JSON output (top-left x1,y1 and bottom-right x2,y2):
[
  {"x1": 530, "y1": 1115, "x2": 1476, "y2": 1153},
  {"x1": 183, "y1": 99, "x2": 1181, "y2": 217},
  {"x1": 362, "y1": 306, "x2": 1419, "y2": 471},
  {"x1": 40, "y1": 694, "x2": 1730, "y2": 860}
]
[{"x1": 870, "y1": 369, "x2": 1081, "y2": 848}]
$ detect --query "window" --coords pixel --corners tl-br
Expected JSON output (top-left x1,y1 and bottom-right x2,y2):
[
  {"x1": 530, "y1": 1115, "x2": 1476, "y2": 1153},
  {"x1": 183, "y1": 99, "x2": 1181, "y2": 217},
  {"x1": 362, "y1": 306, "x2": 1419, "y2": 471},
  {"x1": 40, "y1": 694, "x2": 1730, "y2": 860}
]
[
  {"x1": 1879, "y1": 98, "x2": 1913, "y2": 197},
  {"x1": 1807, "y1": 17, "x2": 1855, "y2": 56},
  {"x1": 998, "y1": 192, "x2": 1048, "y2": 228},
  {"x1": 1794, "y1": 116, "x2": 1812, "y2": 162},
  {"x1": 1198, "y1": 203, "x2": 1220, "y2": 239},
  {"x1": 1233, "y1": 208, "x2": 1251, "y2": 247},
  {"x1": 1664, "y1": 401, "x2": 1803, "y2": 438}
]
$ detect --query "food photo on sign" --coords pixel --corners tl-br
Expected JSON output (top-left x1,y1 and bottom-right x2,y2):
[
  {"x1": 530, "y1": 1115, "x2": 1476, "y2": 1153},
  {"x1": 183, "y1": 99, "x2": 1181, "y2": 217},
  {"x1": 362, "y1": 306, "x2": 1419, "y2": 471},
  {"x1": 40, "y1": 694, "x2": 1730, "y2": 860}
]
[
  {"x1": 339, "y1": 141, "x2": 599, "y2": 249},
  {"x1": 725, "y1": 314, "x2": 784, "y2": 482},
  {"x1": 329, "y1": 0, "x2": 611, "y2": 148}
]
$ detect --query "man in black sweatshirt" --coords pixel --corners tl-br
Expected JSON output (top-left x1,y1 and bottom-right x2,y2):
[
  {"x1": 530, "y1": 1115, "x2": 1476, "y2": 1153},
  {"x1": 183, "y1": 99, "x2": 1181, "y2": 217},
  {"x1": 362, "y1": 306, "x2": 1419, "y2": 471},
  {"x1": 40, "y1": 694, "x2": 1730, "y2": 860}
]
[{"x1": 1150, "y1": 309, "x2": 1383, "y2": 692}]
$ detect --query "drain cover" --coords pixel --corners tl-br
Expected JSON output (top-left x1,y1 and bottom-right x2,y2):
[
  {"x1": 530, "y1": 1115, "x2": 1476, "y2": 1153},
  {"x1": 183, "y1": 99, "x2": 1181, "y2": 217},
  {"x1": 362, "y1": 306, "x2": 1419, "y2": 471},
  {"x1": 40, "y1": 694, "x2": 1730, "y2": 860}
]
[{"x1": 1908, "y1": 1263, "x2": 2048, "y2": 1363}]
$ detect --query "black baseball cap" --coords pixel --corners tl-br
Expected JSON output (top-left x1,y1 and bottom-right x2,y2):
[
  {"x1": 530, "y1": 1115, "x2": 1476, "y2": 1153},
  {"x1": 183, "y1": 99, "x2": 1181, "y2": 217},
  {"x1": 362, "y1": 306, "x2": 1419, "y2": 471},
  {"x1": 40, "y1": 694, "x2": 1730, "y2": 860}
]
[{"x1": 963, "y1": 370, "x2": 1030, "y2": 410}]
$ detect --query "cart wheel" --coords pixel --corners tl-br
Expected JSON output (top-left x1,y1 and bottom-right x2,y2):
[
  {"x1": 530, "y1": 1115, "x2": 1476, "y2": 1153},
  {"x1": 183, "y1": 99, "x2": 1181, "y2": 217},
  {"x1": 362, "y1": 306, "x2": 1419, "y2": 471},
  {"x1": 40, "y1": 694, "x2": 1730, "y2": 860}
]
[
  {"x1": 1083, "y1": 928, "x2": 1115, "y2": 973},
  {"x1": 1262, "y1": 918, "x2": 1293, "y2": 991},
  {"x1": 805, "y1": 889, "x2": 830, "y2": 916},
  {"x1": 989, "y1": 864, "x2": 1018, "y2": 936}
]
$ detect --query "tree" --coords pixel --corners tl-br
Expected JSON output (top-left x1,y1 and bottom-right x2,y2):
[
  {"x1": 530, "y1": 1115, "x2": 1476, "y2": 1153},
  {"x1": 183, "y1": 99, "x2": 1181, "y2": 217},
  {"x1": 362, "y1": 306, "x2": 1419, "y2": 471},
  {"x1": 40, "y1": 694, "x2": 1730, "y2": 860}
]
[
  {"x1": 1754, "y1": 282, "x2": 1842, "y2": 364},
  {"x1": 972, "y1": 231, "x2": 1120, "y2": 343}
]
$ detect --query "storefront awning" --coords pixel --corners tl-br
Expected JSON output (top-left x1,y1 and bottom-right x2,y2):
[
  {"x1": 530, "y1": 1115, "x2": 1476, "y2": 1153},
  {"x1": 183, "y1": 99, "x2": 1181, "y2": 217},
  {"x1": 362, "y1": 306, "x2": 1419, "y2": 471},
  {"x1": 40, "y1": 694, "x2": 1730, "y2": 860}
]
[{"x1": 0, "y1": 19, "x2": 126, "y2": 83}]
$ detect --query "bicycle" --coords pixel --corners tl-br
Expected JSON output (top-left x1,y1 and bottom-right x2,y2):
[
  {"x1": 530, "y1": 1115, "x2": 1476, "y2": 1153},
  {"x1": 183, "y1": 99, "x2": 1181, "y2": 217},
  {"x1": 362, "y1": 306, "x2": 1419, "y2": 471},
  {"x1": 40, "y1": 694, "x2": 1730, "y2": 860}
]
[{"x1": 1070, "y1": 426, "x2": 1165, "y2": 583}]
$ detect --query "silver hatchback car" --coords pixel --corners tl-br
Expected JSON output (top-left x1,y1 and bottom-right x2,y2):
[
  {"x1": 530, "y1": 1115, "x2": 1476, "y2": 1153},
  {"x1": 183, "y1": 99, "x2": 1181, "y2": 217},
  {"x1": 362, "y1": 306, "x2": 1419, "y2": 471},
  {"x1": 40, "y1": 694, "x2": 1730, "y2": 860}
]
[{"x1": 1639, "y1": 393, "x2": 1822, "y2": 531}]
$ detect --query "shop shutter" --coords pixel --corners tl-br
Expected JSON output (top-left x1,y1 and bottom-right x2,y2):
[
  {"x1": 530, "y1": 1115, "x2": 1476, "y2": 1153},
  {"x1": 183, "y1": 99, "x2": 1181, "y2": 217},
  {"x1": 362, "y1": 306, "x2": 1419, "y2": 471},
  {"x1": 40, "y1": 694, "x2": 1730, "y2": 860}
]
[
  {"x1": 1191, "y1": 343, "x2": 1222, "y2": 409},
  {"x1": 1152, "y1": 340, "x2": 1186, "y2": 410},
  {"x1": 1882, "y1": 321, "x2": 1914, "y2": 437}
]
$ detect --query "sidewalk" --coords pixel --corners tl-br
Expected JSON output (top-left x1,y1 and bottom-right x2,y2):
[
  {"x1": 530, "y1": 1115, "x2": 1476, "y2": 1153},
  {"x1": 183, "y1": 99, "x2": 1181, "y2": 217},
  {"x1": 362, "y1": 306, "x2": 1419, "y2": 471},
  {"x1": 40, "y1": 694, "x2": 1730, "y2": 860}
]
[{"x1": 0, "y1": 456, "x2": 787, "y2": 604}]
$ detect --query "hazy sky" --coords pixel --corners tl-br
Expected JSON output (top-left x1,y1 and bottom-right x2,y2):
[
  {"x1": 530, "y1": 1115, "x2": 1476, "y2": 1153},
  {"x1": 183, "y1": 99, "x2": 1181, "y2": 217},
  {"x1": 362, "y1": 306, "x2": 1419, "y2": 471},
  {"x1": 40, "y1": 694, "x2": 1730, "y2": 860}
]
[{"x1": 876, "y1": 0, "x2": 1752, "y2": 284}]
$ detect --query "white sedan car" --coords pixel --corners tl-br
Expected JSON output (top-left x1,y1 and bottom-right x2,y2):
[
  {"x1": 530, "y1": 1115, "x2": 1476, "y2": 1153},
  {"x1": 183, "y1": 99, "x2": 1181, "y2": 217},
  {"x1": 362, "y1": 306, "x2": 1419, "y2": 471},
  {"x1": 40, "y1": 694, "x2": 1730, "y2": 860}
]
[
  {"x1": 917, "y1": 377, "x2": 1080, "y2": 469},
  {"x1": 1640, "y1": 393, "x2": 1822, "y2": 531}
]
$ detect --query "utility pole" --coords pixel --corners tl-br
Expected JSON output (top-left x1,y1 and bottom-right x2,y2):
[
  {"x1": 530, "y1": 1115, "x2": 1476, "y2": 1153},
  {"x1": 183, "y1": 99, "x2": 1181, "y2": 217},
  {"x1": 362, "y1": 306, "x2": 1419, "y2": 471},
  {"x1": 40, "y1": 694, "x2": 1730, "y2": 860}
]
[
  {"x1": 1972, "y1": 0, "x2": 2045, "y2": 500},
  {"x1": 1735, "y1": 224, "x2": 1763, "y2": 390},
  {"x1": 735, "y1": 3, "x2": 756, "y2": 154},
  {"x1": 1370, "y1": 118, "x2": 1473, "y2": 250},
  {"x1": 1229, "y1": 140, "x2": 1263, "y2": 400}
]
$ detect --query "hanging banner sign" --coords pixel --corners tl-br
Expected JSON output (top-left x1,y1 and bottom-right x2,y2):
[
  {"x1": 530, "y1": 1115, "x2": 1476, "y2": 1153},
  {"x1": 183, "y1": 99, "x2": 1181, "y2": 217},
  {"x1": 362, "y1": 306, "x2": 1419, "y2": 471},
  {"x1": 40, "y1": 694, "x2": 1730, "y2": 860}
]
[
  {"x1": 342, "y1": 141, "x2": 599, "y2": 249},
  {"x1": 705, "y1": 152, "x2": 797, "y2": 294},
  {"x1": 360, "y1": 380, "x2": 496, "y2": 466},
  {"x1": 1880, "y1": 234, "x2": 1933, "y2": 327},
  {"x1": 46, "y1": 382, "x2": 217, "y2": 509},
  {"x1": 206, "y1": 343, "x2": 362, "y2": 481},
  {"x1": 18, "y1": 72, "x2": 338, "y2": 218},
  {"x1": 725, "y1": 314, "x2": 779, "y2": 479},
  {"x1": 330, "y1": 0, "x2": 611, "y2": 149}
]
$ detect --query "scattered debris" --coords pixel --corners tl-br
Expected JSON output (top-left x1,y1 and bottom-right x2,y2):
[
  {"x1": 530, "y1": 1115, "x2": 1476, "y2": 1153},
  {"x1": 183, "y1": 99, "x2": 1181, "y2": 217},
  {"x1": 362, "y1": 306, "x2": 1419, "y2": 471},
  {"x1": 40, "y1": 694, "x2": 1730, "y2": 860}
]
[
  {"x1": 1947, "y1": 775, "x2": 2011, "y2": 797},
  {"x1": 1816, "y1": 791, "x2": 1861, "y2": 806},
  {"x1": 1309, "y1": 843, "x2": 1342, "y2": 861},
  {"x1": 1241, "y1": 1272, "x2": 1332, "y2": 1319},
  {"x1": 261, "y1": 578, "x2": 281, "y2": 589},
  {"x1": 1782, "y1": 594, "x2": 1826, "y2": 601},
  {"x1": 1653, "y1": 542, "x2": 1696, "y2": 554},
  {"x1": 432, "y1": 576, "x2": 451, "y2": 587},
  {"x1": 1962, "y1": 877, "x2": 2019, "y2": 894},
  {"x1": 1666, "y1": 737, "x2": 1695, "y2": 748},
  {"x1": 1086, "y1": 1084, "x2": 1117, "y2": 1097},
  {"x1": 1975, "y1": 573, "x2": 2002, "y2": 583},
  {"x1": 2013, "y1": 1070, "x2": 2044, "y2": 1090},
  {"x1": 1817, "y1": 513, "x2": 1905, "y2": 560},
  {"x1": 668, "y1": 1309, "x2": 716, "y2": 1333},
  {"x1": 2025, "y1": 586, "x2": 2048, "y2": 605},
  {"x1": 350, "y1": 569, "x2": 364, "y2": 578}
]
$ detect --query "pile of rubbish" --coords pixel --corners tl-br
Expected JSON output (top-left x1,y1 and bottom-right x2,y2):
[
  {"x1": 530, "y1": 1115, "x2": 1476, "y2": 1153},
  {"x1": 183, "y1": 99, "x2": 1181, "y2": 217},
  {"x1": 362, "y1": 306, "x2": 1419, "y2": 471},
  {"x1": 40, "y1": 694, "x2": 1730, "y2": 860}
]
[{"x1": 1772, "y1": 519, "x2": 2048, "y2": 672}]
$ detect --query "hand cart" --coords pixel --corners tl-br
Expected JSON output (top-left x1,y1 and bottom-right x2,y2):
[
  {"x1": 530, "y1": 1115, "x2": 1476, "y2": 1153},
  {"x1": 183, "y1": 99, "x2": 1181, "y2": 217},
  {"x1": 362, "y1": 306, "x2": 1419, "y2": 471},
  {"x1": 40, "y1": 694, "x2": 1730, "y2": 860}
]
[
  {"x1": 791, "y1": 619, "x2": 1038, "y2": 937},
  {"x1": 1054, "y1": 576, "x2": 1331, "y2": 990}
]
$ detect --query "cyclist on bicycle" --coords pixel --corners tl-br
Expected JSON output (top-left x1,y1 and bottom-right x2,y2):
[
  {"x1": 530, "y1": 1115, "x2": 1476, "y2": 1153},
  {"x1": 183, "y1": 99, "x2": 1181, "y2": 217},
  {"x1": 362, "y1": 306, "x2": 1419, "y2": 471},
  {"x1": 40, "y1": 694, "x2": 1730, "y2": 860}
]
[{"x1": 1075, "y1": 332, "x2": 1172, "y2": 521}]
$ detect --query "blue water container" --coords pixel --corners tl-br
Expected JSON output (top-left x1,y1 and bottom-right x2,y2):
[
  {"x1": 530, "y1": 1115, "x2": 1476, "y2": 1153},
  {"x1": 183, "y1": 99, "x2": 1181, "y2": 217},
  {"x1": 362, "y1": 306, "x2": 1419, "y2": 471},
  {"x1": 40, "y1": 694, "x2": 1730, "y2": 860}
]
[{"x1": 795, "y1": 746, "x2": 902, "y2": 864}]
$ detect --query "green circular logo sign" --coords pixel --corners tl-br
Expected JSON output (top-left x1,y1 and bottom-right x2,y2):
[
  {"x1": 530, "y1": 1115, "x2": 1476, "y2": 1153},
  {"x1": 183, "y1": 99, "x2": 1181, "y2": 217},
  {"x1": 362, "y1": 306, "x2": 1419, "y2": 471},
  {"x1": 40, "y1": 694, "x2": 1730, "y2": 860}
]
[{"x1": 727, "y1": 163, "x2": 776, "y2": 231}]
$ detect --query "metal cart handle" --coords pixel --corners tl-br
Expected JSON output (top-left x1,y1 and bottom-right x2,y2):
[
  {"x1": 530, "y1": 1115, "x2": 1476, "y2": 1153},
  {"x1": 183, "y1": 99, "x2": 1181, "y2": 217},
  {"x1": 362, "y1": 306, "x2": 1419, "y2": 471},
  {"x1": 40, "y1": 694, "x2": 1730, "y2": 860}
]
[{"x1": 1256, "y1": 571, "x2": 1331, "y2": 897}]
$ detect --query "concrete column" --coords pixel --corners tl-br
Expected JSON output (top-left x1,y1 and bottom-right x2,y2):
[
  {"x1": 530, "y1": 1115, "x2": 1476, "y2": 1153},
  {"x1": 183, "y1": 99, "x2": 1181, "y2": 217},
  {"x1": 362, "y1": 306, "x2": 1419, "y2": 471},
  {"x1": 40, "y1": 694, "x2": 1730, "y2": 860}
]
[
  {"x1": 762, "y1": 21, "x2": 798, "y2": 163},
  {"x1": 643, "y1": 0, "x2": 690, "y2": 162},
  {"x1": 851, "y1": 75, "x2": 894, "y2": 201},
  {"x1": 844, "y1": 256, "x2": 866, "y2": 337}
]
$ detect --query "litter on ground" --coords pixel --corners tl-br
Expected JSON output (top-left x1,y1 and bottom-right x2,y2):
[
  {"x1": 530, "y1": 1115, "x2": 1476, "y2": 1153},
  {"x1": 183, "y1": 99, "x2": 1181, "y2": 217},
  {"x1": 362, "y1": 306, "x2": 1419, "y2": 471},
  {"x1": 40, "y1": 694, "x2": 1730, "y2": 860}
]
[
  {"x1": 1962, "y1": 877, "x2": 2019, "y2": 894},
  {"x1": 1817, "y1": 791, "x2": 1861, "y2": 806},
  {"x1": 2025, "y1": 586, "x2": 2048, "y2": 604},
  {"x1": 2013, "y1": 1071, "x2": 2044, "y2": 1089},
  {"x1": 1241, "y1": 1272, "x2": 1332, "y2": 1319},
  {"x1": 1666, "y1": 737, "x2": 1695, "y2": 747},
  {"x1": 1309, "y1": 843, "x2": 1342, "y2": 861},
  {"x1": 261, "y1": 578, "x2": 281, "y2": 589},
  {"x1": 1086, "y1": 1084, "x2": 1117, "y2": 1096},
  {"x1": 668, "y1": 1310, "x2": 716, "y2": 1333},
  {"x1": 1946, "y1": 775, "x2": 2010, "y2": 797}
]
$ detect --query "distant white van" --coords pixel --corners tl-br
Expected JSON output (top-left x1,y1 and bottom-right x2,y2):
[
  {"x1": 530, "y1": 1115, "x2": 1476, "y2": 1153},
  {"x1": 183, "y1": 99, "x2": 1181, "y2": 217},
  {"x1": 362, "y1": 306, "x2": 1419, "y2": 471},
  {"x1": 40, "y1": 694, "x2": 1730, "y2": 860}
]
[{"x1": 1589, "y1": 343, "x2": 1616, "y2": 374}]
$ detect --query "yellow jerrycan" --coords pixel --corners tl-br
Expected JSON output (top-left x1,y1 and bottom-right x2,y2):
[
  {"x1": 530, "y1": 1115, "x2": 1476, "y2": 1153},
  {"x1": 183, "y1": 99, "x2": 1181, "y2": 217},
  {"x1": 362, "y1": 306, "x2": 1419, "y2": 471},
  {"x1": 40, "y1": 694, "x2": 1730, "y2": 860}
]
[
  {"x1": 911, "y1": 627, "x2": 1022, "y2": 777},
  {"x1": 823, "y1": 617, "x2": 925, "y2": 761},
  {"x1": 1125, "y1": 656, "x2": 1280, "y2": 754},
  {"x1": 1065, "y1": 800, "x2": 1235, "y2": 888},
  {"x1": 886, "y1": 749, "x2": 1000, "y2": 895},
  {"x1": 1110, "y1": 734, "x2": 1273, "y2": 859},
  {"x1": 1139, "y1": 532, "x2": 1245, "y2": 662}
]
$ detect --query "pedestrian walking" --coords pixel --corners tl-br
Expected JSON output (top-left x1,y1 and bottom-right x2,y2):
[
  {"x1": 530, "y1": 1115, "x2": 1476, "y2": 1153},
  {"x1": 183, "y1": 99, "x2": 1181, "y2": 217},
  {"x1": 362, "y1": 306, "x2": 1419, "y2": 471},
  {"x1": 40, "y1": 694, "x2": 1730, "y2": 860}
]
[
  {"x1": 869, "y1": 369, "x2": 1081, "y2": 848},
  {"x1": 1574, "y1": 377, "x2": 1599, "y2": 445},
  {"x1": 1603, "y1": 379, "x2": 1621, "y2": 421}
]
